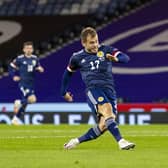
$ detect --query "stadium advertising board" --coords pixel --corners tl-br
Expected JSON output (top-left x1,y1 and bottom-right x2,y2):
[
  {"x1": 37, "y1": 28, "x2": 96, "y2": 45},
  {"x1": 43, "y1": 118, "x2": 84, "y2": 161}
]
[{"x1": 0, "y1": 103, "x2": 168, "y2": 125}]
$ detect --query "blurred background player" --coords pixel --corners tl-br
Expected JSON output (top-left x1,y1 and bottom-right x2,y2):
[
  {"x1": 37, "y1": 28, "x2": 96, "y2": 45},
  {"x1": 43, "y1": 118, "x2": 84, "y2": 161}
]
[
  {"x1": 9, "y1": 41, "x2": 44, "y2": 125},
  {"x1": 61, "y1": 27, "x2": 135, "y2": 150}
]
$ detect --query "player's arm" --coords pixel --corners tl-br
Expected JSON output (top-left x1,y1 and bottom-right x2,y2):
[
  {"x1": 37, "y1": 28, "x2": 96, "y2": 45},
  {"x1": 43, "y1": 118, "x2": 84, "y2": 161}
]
[
  {"x1": 106, "y1": 48, "x2": 130, "y2": 63},
  {"x1": 35, "y1": 58, "x2": 44, "y2": 73},
  {"x1": 8, "y1": 58, "x2": 20, "y2": 82},
  {"x1": 61, "y1": 55, "x2": 79, "y2": 102},
  {"x1": 61, "y1": 68, "x2": 74, "y2": 102}
]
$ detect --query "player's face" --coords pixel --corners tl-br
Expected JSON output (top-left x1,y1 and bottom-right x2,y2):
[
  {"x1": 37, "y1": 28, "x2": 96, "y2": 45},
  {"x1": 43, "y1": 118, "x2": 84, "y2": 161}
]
[
  {"x1": 82, "y1": 34, "x2": 99, "y2": 54},
  {"x1": 23, "y1": 45, "x2": 34, "y2": 56}
]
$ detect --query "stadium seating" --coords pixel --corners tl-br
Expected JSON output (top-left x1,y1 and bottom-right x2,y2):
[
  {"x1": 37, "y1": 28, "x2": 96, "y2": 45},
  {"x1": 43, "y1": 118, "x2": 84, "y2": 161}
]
[
  {"x1": 0, "y1": 0, "x2": 151, "y2": 75},
  {"x1": 0, "y1": 0, "x2": 148, "y2": 16}
]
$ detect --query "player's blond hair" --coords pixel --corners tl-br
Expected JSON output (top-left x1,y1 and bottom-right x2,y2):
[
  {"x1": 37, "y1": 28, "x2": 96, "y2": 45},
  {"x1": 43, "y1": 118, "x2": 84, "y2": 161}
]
[{"x1": 80, "y1": 27, "x2": 97, "y2": 42}]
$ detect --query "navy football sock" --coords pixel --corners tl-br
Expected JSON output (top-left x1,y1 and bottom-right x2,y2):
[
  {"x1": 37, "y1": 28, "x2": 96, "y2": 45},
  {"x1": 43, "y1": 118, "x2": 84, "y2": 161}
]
[
  {"x1": 16, "y1": 102, "x2": 27, "y2": 118},
  {"x1": 105, "y1": 117, "x2": 122, "y2": 142},
  {"x1": 78, "y1": 126, "x2": 102, "y2": 143}
]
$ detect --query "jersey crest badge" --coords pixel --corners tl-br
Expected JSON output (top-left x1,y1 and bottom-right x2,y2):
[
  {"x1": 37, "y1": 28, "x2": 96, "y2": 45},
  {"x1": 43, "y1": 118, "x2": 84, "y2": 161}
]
[
  {"x1": 97, "y1": 51, "x2": 105, "y2": 61},
  {"x1": 32, "y1": 60, "x2": 36, "y2": 66},
  {"x1": 97, "y1": 51, "x2": 104, "y2": 58},
  {"x1": 98, "y1": 97, "x2": 104, "y2": 102}
]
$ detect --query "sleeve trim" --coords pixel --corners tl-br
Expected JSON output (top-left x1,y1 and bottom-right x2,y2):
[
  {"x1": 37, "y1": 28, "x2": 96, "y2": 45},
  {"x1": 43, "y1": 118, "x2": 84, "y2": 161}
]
[
  {"x1": 10, "y1": 63, "x2": 18, "y2": 69},
  {"x1": 112, "y1": 51, "x2": 121, "y2": 58},
  {"x1": 67, "y1": 66, "x2": 76, "y2": 72}
]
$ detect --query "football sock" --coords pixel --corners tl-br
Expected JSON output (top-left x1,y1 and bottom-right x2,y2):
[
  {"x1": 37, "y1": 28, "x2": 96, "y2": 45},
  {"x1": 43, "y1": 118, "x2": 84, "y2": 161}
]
[
  {"x1": 105, "y1": 117, "x2": 122, "y2": 142},
  {"x1": 78, "y1": 125, "x2": 102, "y2": 143},
  {"x1": 16, "y1": 101, "x2": 27, "y2": 118}
]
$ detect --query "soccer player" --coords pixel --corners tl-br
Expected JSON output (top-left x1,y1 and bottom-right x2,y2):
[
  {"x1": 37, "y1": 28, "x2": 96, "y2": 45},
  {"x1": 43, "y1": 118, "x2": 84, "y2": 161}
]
[
  {"x1": 9, "y1": 41, "x2": 44, "y2": 125},
  {"x1": 61, "y1": 27, "x2": 135, "y2": 150}
]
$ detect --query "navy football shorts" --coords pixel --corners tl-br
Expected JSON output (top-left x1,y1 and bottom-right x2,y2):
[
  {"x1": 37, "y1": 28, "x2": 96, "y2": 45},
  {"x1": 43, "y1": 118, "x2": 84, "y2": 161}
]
[
  {"x1": 19, "y1": 86, "x2": 35, "y2": 100},
  {"x1": 86, "y1": 87, "x2": 118, "y2": 117}
]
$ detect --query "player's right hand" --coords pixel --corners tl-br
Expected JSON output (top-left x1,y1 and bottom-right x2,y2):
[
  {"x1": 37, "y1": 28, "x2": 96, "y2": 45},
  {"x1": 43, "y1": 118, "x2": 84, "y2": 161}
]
[
  {"x1": 13, "y1": 76, "x2": 20, "y2": 82},
  {"x1": 63, "y1": 92, "x2": 73, "y2": 102}
]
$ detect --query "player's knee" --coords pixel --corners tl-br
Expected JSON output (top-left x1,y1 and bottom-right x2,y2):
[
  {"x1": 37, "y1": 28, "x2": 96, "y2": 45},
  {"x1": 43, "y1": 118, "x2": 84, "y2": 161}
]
[
  {"x1": 98, "y1": 103, "x2": 115, "y2": 119},
  {"x1": 27, "y1": 95, "x2": 36, "y2": 104},
  {"x1": 99, "y1": 123, "x2": 107, "y2": 132}
]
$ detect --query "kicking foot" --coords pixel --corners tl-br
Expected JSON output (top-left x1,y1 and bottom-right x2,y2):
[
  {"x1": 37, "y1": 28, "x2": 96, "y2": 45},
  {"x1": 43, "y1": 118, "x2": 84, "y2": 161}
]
[
  {"x1": 64, "y1": 138, "x2": 79, "y2": 149},
  {"x1": 11, "y1": 116, "x2": 20, "y2": 125},
  {"x1": 118, "y1": 139, "x2": 135, "y2": 150}
]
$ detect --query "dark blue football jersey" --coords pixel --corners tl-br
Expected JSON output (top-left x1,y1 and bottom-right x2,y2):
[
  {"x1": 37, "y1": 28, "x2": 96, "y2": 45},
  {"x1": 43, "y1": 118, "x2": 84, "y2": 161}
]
[
  {"x1": 67, "y1": 45, "x2": 124, "y2": 94},
  {"x1": 10, "y1": 54, "x2": 40, "y2": 88}
]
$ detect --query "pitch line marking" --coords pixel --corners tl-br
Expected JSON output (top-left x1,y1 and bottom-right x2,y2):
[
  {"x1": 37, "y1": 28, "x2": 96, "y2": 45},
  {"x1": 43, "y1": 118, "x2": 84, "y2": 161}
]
[{"x1": 0, "y1": 134, "x2": 168, "y2": 139}]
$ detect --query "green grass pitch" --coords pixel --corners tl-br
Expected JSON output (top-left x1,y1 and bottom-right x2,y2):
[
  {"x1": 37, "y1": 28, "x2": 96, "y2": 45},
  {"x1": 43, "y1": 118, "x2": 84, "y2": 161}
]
[{"x1": 0, "y1": 124, "x2": 168, "y2": 168}]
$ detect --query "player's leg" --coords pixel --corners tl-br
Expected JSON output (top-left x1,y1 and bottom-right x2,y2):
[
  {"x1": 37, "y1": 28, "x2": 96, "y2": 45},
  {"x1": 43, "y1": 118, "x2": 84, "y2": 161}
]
[
  {"x1": 98, "y1": 89, "x2": 135, "y2": 149},
  {"x1": 64, "y1": 116, "x2": 107, "y2": 149},
  {"x1": 11, "y1": 99, "x2": 27, "y2": 125},
  {"x1": 13, "y1": 99, "x2": 21, "y2": 114},
  {"x1": 64, "y1": 89, "x2": 108, "y2": 149},
  {"x1": 64, "y1": 99, "x2": 107, "y2": 149},
  {"x1": 79, "y1": 115, "x2": 107, "y2": 141},
  {"x1": 77, "y1": 101, "x2": 107, "y2": 143},
  {"x1": 11, "y1": 87, "x2": 36, "y2": 125},
  {"x1": 98, "y1": 102, "x2": 123, "y2": 140},
  {"x1": 17, "y1": 94, "x2": 36, "y2": 116},
  {"x1": 17, "y1": 94, "x2": 36, "y2": 117}
]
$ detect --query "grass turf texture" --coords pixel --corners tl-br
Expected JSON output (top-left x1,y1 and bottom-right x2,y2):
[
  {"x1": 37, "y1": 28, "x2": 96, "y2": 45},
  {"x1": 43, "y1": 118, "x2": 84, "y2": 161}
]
[{"x1": 0, "y1": 124, "x2": 168, "y2": 168}]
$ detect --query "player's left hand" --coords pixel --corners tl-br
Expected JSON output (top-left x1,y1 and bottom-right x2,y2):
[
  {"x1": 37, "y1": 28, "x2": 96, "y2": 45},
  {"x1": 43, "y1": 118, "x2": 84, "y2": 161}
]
[
  {"x1": 36, "y1": 66, "x2": 44, "y2": 73},
  {"x1": 106, "y1": 54, "x2": 119, "y2": 62},
  {"x1": 64, "y1": 92, "x2": 73, "y2": 102}
]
